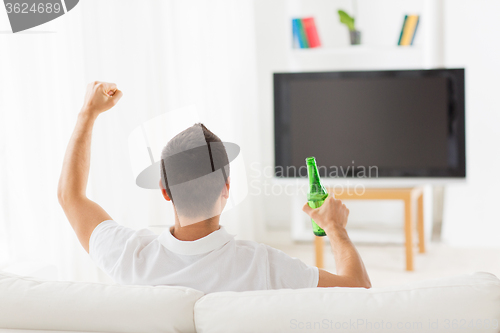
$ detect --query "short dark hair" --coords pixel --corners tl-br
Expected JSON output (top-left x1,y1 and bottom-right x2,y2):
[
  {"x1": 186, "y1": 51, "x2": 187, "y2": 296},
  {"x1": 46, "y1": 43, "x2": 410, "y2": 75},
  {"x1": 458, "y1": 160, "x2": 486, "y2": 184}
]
[{"x1": 160, "y1": 123, "x2": 229, "y2": 218}]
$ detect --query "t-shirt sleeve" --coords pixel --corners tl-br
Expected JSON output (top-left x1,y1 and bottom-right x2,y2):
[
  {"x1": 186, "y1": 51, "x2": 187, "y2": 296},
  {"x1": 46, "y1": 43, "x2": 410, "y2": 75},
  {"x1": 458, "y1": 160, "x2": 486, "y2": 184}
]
[
  {"x1": 88, "y1": 220, "x2": 153, "y2": 283},
  {"x1": 264, "y1": 245, "x2": 319, "y2": 290}
]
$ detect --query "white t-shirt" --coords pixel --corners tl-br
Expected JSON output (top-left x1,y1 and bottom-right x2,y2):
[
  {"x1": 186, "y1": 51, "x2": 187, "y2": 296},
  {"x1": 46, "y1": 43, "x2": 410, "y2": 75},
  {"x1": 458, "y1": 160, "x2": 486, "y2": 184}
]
[{"x1": 89, "y1": 220, "x2": 319, "y2": 294}]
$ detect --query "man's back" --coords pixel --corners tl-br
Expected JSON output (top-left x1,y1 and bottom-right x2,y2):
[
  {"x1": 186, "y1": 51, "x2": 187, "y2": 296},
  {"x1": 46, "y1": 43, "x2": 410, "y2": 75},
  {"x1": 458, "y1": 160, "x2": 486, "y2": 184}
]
[{"x1": 90, "y1": 221, "x2": 318, "y2": 293}]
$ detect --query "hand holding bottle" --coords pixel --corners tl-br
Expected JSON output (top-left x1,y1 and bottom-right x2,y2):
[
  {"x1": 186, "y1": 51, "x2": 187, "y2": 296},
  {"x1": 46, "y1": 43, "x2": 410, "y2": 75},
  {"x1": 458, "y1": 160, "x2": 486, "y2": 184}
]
[{"x1": 302, "y1": 196, "x2": 350, "y2": 235}]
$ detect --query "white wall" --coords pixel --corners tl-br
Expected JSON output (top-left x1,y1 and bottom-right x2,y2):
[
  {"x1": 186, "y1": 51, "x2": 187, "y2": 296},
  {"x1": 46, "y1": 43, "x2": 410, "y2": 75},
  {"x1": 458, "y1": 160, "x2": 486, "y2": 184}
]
[{"x1": 442, "y1": 0, "x2": 500, "y2": 248}]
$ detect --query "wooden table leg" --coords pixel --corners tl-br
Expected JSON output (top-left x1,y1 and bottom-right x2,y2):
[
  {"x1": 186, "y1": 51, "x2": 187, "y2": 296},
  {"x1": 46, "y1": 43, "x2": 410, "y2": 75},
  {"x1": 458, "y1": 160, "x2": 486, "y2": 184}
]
[
  {"x1": 404, "y1": 198, "x2": 414, "y2": 271},
  {"x1": 417, "y1": 192, "x2": 425, "y2": 253},
  {"x1": 314, "y1": 236, "x2": 324, "y2": 269}
]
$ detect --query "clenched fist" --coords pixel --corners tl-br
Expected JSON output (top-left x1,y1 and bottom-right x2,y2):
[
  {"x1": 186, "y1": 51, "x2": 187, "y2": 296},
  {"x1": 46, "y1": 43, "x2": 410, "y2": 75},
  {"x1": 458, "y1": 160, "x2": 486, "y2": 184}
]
[
  {"x1": 302, "y1": 196, "x2": 350, "y2": 234},
  {"x1": 81, "y1": 81, "x2": 123, "y2": 116}
]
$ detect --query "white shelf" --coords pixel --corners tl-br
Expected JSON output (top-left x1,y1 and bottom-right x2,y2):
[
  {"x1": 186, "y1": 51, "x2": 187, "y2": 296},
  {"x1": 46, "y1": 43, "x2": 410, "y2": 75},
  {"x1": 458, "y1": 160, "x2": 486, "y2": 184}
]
[
  {"x1": 291, "y1": 45, "x2": 421, "y2": 55},
  {"x1": 287, "y1": 44, "x2": 426, "y2": 72}
]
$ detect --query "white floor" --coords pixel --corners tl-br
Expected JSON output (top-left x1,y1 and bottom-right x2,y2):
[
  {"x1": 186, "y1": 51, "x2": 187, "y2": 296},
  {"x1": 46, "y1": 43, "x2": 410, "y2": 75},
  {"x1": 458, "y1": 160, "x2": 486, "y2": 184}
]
[{"x1": 269, "y1": 241, "x2": 500, "y2": 288}]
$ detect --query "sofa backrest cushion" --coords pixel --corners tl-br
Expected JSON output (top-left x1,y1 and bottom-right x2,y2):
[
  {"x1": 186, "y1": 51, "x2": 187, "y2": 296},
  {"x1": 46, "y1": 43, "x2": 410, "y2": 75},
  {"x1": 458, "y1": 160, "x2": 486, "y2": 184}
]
[
  {"x1": 0, "y1": 271, "x2": 204, "y2": 333},
  {"x1": 194, "y1": 272, "x2": 500, "y2": 333}
]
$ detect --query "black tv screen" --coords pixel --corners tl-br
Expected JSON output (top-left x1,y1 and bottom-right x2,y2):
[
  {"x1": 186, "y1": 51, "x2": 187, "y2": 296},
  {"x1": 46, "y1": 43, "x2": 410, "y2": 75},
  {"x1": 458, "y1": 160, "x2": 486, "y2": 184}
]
[{"x1": 274, "y1": 69, "x2": 465, "y2": 178}]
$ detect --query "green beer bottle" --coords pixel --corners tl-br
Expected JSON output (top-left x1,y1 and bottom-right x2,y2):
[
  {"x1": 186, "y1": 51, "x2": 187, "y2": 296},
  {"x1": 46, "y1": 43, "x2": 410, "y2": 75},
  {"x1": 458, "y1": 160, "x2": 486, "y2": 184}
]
[{"x1": 306, "y1": 157, "x2": 328, "y2": 236}]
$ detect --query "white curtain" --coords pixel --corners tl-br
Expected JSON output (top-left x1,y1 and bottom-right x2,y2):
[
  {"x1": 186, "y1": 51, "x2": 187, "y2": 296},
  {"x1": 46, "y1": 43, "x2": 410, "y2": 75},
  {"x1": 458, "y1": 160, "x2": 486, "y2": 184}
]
[{"x1": 0, "y1": 0, "x2": 263, "y2": 282}]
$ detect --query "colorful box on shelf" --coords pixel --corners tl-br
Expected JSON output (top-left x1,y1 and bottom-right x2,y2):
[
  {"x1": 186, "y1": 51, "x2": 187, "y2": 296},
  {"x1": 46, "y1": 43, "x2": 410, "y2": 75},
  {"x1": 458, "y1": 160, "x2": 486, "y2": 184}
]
[{"x1": 292, "y1": 17, "x2": 321, "y2": 49}]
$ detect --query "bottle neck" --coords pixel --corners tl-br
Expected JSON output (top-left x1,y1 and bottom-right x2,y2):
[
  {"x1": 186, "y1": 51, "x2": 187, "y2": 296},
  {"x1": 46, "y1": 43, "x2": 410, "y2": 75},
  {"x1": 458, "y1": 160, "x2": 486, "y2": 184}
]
[{"x1": 307, "y1": 163, "x2": 325, "y2": 194}]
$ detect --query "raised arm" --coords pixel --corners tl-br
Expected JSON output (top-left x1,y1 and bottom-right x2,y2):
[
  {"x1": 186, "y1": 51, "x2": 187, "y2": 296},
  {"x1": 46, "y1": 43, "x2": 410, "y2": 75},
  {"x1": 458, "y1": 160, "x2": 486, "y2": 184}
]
[
  {"x1": 303, "y1": 196, "x2": 371, "y2": 289},
  {"x1": 57, "y1": 81, "x2": 123, "y2": 253}
]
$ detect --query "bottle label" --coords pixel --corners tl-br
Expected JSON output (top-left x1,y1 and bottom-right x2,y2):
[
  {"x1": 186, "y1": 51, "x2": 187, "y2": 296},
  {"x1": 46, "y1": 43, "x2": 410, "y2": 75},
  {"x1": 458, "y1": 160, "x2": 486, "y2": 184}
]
[{"x1": 307, "y1": 192, "x2": 328, "y2": 202}]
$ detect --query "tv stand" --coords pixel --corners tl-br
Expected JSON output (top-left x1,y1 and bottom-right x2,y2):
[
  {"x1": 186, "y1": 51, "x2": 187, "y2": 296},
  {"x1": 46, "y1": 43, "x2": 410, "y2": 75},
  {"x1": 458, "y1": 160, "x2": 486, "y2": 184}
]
[{"x1": 315, "y1": 187, "x2": 425, "y2": 271}]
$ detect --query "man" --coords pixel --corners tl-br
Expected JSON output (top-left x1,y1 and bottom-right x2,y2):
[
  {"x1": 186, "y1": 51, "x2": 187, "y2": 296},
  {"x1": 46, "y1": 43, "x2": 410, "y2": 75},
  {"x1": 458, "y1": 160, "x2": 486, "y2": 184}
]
[{"x1": 58, "y1": 81, "x2": 371, "y2": 293}]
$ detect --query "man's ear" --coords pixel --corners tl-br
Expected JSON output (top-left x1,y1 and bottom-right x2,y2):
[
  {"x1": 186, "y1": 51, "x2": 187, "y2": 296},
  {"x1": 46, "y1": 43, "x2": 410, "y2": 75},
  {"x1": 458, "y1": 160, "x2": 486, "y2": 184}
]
[
  {"x1": 222, "y1": 176, "x2": 230, "y2": 199},
  {"x1": 159, "y1": 180, "x2": 171, "y2": 201}
]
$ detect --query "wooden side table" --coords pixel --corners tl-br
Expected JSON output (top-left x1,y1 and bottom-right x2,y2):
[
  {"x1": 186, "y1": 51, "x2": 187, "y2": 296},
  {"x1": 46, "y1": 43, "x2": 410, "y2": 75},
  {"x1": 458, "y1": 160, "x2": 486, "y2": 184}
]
[{"x1": 314, "y1": 187, "x2": 425, "y2": 271}]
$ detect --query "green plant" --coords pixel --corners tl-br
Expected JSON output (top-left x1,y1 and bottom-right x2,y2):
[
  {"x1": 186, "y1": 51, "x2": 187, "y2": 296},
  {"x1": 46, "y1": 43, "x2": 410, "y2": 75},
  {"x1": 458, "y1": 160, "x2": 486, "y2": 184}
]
[{"x1": 338, "y1": 10, "x2": 356, "y2": 31}]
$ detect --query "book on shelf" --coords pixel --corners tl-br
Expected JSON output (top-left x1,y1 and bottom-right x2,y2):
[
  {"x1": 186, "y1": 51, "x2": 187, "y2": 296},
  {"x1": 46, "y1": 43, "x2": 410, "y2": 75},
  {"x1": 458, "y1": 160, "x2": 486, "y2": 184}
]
[
  {"x1": 302, "y1": 17, "x2": 321, "y2": 48},
  {"x1": 398, "y1": 14, "x2": 420, "y2": 46},
  {"x1": 292, "y1": 19, "x2": 301, "y2": 48},
  {"x1": 292, "y1": 17, "x2": 321, "y2": 49}
]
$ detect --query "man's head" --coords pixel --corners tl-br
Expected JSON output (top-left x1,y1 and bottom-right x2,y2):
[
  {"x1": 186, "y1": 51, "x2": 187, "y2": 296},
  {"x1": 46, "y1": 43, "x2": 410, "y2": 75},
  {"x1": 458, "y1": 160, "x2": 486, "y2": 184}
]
[{"x1": 160, "y1": 124, "x2": 230, "y2": 224}]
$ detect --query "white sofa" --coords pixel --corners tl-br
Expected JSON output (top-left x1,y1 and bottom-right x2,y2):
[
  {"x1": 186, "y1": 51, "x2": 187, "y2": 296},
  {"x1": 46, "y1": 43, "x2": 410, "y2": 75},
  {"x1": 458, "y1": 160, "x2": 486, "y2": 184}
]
[{"x1": 0, "y1": 271, "x2": 499, "y2": 333}]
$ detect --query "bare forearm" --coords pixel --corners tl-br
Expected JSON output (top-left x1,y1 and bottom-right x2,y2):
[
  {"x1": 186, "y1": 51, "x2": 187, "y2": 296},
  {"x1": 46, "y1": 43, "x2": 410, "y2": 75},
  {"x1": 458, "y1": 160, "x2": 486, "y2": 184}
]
[
  {"x1": 303, "y1": 197, "x2": 370, "y2": 288},
  {"x1": 58, "y1": 109, "x2": 97, "y2": 202},
  {"x1": 326, "y1": 227, "x2": 371, "y2": 288},
  {"x1": 56, "y1": 82, "x2": 121, "y2": 253}
]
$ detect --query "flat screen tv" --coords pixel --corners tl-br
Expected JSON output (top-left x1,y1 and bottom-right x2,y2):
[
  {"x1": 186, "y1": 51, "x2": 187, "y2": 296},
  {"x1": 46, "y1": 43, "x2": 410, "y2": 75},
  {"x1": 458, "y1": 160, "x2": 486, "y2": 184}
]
[{"x1": 274, "y1": 69, "x2": 465, "y2": 179}]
